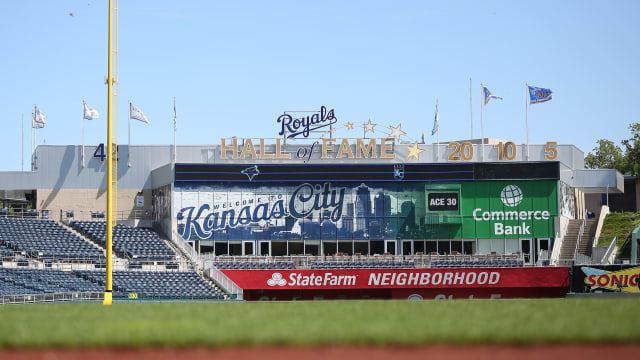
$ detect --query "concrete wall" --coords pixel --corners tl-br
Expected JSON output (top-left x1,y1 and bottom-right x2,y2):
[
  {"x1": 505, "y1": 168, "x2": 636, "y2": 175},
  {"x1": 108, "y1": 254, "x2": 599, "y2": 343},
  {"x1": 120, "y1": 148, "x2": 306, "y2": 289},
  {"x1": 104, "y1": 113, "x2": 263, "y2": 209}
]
[
  {"x1": 1, "y1": 142, "x2": 588, "y2": 192},
  {"x1": 36, "y1": 188, "x2": 152, "y2": 221},
  {"x1": 585, "y1": 193, "x2": 604, "y2": 217}
]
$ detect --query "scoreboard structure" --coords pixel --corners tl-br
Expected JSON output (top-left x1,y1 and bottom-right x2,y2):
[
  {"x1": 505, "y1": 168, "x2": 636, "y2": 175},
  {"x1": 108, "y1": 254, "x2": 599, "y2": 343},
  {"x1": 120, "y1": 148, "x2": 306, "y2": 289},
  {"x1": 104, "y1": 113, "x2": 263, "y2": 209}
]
[
  {"x1": 0, "y1": 105, "x2": 625, "y2": 265},
  {"x1": 167, "y1": 161, "x2": 560, "y2": 260}
]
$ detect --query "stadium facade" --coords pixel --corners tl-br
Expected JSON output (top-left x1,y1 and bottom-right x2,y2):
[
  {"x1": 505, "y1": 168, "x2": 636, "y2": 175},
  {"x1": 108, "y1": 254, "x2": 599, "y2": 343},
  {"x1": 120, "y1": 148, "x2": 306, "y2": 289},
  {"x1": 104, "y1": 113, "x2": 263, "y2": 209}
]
[{"x1": 0, "y1": 120, "x2": 623, "y2": 268}]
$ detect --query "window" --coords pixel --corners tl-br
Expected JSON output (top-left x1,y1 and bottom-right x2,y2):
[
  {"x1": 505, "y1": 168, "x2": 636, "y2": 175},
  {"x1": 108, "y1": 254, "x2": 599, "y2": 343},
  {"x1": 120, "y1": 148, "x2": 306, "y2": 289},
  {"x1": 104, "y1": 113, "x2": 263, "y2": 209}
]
[
  {"x1": 323, "y1": 241, "x2": 337, "y2": 256},
  {"x1": 477, "y1": 239, "x2": 491, "y2": 255},
  {"x1": 491, "y1": 239, "x2": 505, "y2": 254},
  {"x1": 426, "y1": 241, "x2": 437, "y2": 254}
]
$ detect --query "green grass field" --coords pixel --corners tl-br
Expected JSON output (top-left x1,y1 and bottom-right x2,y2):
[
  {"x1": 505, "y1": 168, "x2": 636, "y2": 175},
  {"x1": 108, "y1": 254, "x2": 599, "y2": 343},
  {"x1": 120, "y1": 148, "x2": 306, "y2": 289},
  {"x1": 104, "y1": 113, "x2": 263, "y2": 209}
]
[{"x1": 0, "y1": 299, "x2": 639, "y2": 348}]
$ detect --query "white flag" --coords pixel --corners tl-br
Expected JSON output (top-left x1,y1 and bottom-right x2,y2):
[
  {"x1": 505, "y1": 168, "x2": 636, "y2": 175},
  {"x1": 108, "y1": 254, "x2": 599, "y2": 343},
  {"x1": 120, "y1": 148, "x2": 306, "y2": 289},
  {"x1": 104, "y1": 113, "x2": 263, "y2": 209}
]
[
  {"x1": 83, "y1": 102, "x2": 100, "y2": 120},
  {"x1": 130, "y1": 103, "x2": 150, "y2": 124},
  {"x1": 431, "y1": 101, "x2": 439, "y2": 135},
  {"x1": 33, "y1": 106, "x2": 46, "y2": 128}
]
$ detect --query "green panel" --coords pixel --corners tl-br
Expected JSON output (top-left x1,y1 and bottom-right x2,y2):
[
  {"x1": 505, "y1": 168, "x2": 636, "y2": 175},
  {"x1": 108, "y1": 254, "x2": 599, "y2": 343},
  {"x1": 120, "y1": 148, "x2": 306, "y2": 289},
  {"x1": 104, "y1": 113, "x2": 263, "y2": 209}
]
[
  {"x1": 426, "y1": 180, "x2": 558, "y2": 240},
  {"x1": 460, "y1": 182, "x2": 478, "y2": 239}
]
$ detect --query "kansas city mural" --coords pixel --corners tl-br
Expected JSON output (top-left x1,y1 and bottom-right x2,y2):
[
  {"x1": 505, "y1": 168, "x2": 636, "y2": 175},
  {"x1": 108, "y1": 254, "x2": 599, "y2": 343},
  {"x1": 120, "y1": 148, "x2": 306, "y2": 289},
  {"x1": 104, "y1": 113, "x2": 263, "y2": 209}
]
[{"x1": 174, "y1": 180, "x2": 558, "y2": 241}]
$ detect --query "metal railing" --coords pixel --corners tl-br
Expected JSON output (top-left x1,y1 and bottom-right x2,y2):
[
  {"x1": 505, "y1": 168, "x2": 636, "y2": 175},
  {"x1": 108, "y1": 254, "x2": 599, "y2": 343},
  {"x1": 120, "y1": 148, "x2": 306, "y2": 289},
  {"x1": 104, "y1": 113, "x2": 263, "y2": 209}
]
[
  {"x1": 62, "y1": 209, "x2": 152, "y2": 222},
  {"x1": 0, "y1": 255, "x2": 192, "y2": 272},
  {"x1": 0, "y1": 291, "x2": 103, "y2": 305},
  {"x1": 573, "y1": 219, "x2": 586, "y2": 261},
  {"x1": 538, "y1": 249, "x2": 549, "y2": 266},
  {"x1": 203, "y1": 253, "x2": 527, "y2": 269},
  {"x1": 550, "y1": 217, "x2": 571, "y2": 265},
  {"x1": 602, "y1": 237, "x2": 617, "y2": 265},
  {"x1": 574, "y1": 253, "x2": 592, "y2": 265},
  {"x1": 170, "y1": 229, "x2": 200, "y2": 268},
  {"x1": 592, "y1": 205, "x2": 610, "y2": 248},
  {"x1": 0, "y1": 209, "x2": 51, "y2": 219},
  {"x1": 206, "y1": 266, "x2": 243, "y2": 300}
]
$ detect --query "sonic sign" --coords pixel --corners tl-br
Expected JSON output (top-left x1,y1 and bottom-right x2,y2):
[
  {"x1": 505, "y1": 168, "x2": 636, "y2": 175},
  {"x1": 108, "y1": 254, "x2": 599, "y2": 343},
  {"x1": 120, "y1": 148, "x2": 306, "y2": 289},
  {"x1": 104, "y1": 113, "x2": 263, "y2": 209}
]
[
  {"x1": 220, "y1": 106, "x2": 395, "y2": 162},
  {"x1": 582, "y1": 266, "x2": 640, "y2": 293}
]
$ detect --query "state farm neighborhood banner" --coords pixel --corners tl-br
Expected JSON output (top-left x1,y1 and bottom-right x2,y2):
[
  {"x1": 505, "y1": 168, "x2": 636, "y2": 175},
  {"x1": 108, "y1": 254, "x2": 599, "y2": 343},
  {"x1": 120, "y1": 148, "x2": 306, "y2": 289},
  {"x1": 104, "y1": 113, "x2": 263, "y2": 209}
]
[{"x1": 222, "y1": 267, "x2": 569, "y2": 290}]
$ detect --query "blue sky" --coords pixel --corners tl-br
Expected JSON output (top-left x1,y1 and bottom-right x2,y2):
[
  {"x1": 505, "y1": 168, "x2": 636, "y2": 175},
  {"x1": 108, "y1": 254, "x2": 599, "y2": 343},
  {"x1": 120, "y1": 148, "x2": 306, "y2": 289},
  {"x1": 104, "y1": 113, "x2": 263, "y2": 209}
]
[{"x1": 1, "y1": 0, "x2": 638, "y2": 170}]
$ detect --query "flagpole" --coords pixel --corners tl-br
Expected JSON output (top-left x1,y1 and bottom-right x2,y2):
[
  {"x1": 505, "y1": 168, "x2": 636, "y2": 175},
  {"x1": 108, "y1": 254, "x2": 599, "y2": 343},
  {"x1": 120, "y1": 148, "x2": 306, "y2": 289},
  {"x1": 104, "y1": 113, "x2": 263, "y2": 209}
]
[
  {"x1": 21, "y1": 114, "x2": 24, "y2": 171},
  {"x1": 33, "y1": 105, "x2": 36, "y2": 169},
  {"x1": 173, "y1": 96, "x2": 177, "y2": 164},
  {"x1": 82, "y1": 101, "x2": 85, "y2": 168},
  {"x1": 30, "y1": 111, "x2": 33, "y2": 170},
  {"x1": 436, "y1": 98, "x2": 439, "y2": 163},
  {"x1": 469, "y1": 78, "x2": 473, "y2": 139},
  {"x1": 525, "y1": 83, "x2": 530, "y2": 161},
  {"x1": 480, "y1": 84, "x2": 484, "y2": 162},
  {"x1": 128, "y1": 100, "x2": 131, "y2": 168}
]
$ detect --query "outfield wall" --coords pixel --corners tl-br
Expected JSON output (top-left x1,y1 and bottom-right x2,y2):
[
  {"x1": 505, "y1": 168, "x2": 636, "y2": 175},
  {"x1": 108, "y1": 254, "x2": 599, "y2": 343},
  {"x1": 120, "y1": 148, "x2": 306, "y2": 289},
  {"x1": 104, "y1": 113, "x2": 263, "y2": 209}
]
[
  {"x1": 222, "y1": 267, "x2": 570, "y2": 300},
  {"x1": 571, "y1": 265, "x2": 640, "y2": 294}
]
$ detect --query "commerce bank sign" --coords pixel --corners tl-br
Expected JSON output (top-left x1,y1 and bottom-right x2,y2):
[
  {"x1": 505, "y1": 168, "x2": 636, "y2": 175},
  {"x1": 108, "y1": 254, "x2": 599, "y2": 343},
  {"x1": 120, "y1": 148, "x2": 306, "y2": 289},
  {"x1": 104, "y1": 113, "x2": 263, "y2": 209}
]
[{"x1": 472, "y1": 185, "x2": 551, "y2": 236}]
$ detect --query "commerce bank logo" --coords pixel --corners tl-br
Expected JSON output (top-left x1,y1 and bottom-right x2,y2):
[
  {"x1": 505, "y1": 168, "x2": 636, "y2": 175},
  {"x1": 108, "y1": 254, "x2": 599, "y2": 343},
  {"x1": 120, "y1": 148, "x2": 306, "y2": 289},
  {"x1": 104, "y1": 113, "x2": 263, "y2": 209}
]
[
  {"x1": 500, "y1": 185, "x2": 523, "y2": 207},
  {"x1": 267, "y1": 272, "x2": 287, "y2": 287}
]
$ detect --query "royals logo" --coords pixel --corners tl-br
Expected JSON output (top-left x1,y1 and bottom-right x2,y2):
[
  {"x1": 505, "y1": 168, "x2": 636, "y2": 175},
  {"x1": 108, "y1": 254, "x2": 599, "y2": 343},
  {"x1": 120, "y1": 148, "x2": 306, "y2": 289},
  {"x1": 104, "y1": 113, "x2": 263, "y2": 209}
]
[
  {"x1": 277, "y1": 105, "x2": 338, "y2": 139},
  {"x1": 394, "y1": 164, "x2": 404, "y2": 180}
]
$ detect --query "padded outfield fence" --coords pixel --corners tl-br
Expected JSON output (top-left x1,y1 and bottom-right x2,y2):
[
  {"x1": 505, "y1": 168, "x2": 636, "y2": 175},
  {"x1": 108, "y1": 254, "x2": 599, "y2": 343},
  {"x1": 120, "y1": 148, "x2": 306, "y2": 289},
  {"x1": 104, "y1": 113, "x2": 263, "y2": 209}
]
[
  {"x1": 0, "y1": 291, "x2": 103, "y2": 305},
  {"x1": 0, "y1": 267, "x2": 227, "y2": 304},
  {"x1": 0, "y1": 291, "x2": 231, "y2": 305}
]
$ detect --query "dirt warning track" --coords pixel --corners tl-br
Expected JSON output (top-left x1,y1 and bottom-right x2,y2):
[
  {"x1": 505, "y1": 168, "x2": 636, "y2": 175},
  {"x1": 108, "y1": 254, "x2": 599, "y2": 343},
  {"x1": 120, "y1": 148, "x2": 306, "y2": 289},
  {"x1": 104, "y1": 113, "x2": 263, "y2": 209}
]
[{"x1": 3, "y1": 344, "x2": 640, "y2": 360}]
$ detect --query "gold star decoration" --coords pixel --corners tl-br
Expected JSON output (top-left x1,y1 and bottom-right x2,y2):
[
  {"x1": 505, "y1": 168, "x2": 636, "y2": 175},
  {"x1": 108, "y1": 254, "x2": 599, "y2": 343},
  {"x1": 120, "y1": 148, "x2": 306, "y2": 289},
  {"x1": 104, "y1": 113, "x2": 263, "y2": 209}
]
[
  {"x1": 345, "y1": 121, "x2": 354, "y2": 130},
  {"x1": 406, "y1": 141, "x2": 424, "y2": 160}
]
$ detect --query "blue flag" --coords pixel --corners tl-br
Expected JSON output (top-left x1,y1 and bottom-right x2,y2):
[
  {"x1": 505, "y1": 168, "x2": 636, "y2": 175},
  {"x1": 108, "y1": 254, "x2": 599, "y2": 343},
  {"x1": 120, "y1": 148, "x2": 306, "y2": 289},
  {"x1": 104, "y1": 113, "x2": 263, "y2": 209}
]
[
  {"x1": 528, "y1": 86, "x2": 552, "y2": 104},
  {"x1": 483, "y1": 86, "x2": 503, "y2": 105}
]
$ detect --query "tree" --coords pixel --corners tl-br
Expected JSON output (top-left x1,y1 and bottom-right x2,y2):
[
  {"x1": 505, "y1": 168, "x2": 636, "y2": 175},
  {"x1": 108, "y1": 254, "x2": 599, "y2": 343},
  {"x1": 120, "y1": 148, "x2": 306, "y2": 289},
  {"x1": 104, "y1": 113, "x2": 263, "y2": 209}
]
[
  {"x1": 621, "y1": 123, "x2": 640, "y2": 175},
  {"x1": 585, "y1": 139, "x2": 625, "y2": 171}
]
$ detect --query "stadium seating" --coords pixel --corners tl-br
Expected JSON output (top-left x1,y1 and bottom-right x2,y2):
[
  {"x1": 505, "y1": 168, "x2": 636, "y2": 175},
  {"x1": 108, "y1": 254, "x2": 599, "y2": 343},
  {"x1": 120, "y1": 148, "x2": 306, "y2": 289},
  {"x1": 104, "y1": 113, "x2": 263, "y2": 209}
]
[
  {"x1": 70, "y1": 221, "x2": 175, "y2": 261},
  {"x1": 214, "y1": 261, "x2": 295, "y2": 270},
  {"x1": 73, "y1": 270, "x2": 223, "y2": 299},
  {"x1": 430, "y1": 258, "x2": 524, "y2": 268},
  {"x1": 310, "y1": 260, "x2": 415, "y2": 269},
  {"x1": 0, "y1": 268, "x2": 103, "y2": 296},
  {"x1": 0, "y1": 267, "x2": 222, "y2": 299},
  {"x1": 0, "y1": 218, "x2": 104, "y2": 260},
  {"x1": 0, "y1": 243, "x2": 14, "y2": 257}
]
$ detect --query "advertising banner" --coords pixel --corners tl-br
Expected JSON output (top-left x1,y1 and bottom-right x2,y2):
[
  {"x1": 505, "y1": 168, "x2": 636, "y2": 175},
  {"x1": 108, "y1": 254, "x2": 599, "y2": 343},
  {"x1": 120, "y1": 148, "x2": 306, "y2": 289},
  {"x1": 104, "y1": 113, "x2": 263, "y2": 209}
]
[
  {"x1": 571, "y1": 265, "x2": 640, "y2": 293},
  {"x1": 222, "y1": 267, "x2": 569, "y2": 291},
  {"x1": 175, "y1": 178, "x2": 557, "y2": 241}
]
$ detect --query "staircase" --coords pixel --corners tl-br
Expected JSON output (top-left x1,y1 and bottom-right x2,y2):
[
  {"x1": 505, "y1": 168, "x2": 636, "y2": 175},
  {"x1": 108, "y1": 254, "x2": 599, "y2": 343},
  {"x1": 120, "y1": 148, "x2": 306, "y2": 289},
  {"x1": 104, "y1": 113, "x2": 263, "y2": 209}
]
[
  {"x1": 201, "y1": 274, "x2": 230, "y2": 300},
  {"x1": 558, "y1": 219, "x2": 598, "y2": 265},
  {"x1": 576, "y1": 219, "x2": 598, "y2": 257}
]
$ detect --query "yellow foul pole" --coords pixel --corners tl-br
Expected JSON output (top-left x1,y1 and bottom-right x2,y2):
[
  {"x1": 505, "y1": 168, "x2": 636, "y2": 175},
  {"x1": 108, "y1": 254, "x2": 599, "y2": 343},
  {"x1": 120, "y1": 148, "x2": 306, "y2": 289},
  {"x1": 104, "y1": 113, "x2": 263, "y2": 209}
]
[{"x1": 103, "y1": 0, "x2": 114, "y2": 306}]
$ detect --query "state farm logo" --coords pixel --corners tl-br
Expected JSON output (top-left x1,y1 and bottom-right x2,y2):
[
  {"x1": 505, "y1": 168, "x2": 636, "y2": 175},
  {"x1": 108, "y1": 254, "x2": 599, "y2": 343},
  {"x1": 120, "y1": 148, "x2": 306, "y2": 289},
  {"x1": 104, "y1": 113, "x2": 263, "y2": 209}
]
[{"x1": 267, "y1": 272, "x2": 287, "y2": 286}]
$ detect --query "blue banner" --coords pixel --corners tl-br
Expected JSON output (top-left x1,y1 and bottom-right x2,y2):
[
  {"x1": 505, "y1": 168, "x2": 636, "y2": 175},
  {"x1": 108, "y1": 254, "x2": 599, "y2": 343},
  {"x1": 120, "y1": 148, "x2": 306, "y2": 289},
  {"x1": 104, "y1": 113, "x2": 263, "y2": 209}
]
[
  {"x1": 528, "y1": 86, "x2": 553, "y2": 104},
  {"x1": 483, "y1": 86, "x2": 502, "y2": 105}
]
